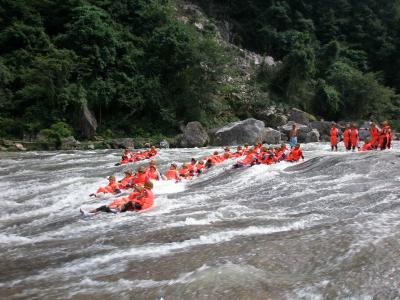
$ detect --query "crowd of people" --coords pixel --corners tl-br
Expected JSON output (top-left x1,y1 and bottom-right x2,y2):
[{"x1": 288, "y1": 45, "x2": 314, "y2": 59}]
[
  {"x1": 329, "y1": 121, "x2": 392, "y2": 151},
  {"x1": 82, "y1": 120, "x2": 394, "y2": 216},
  {"x1": 82, "y1": 143, "x2": 305, "y2": 216}
]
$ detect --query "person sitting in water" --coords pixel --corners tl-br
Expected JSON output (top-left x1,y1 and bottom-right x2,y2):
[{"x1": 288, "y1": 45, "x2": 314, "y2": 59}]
[
  {"x1": 359, "y1": 138, "x2": 373, "y2": 152},
  {"x1": 258, "y1": 147, "x2": 274, "y2": 165},
  {"x1": 205, "y1": 158, "x2": 214, "y2": 169},
  {"x1": 163, "y1": 163, "x2": 180, "y2": 181},
  {"x1": 178, "y1": 163, "x2": 191, "y2": 178},
  {"x1": 118, "y1": 169, "x2": 134, "y2": 189},
  {"x1": 233, "y1": 146, "x2": 243, "y2": 158},
  {"x1": 148, "y1": 146, "x2": 158, "y2": 157},
  {"x1": 195, "y1": 160, "x2": 205, "y2": 175},
  {"x1": 131, "y1": 166, "x2": 150, "y2": 186},
  {"x1": 285, "y1": 144, "x2": 304, "y2": 162},
  {"x1": 92, "y1": 175, "x2": 120, "y2": 196},
  {"x1": 146, "y1": 164, "x2": 161, "y2": 181},
  {"x1": 223, "y1": 147, "x2": 233, "y2": 158},
  {"x1": 120, "y1": 148, "x2": 133, "y2": 164}
]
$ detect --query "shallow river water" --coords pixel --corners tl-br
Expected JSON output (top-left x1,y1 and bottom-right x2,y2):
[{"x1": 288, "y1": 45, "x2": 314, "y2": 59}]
[{"x1": 1, "y1": 143, "x2": 400, "y2": 300}]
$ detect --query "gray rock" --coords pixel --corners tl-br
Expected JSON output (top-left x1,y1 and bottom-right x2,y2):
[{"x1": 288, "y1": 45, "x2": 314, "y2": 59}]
[
  {"x1": 181, "y1": 121, "x2": 209, "y2": 147},
  {"x1": 15, "y1": 143, "x2": 27, "y2": 151},
  {"x1": 209, "y1": 118, "x2": 265, "y2": 146},
  {"x1": 0, "y1": 146, "x2": 7, "y2": 151},
  {"x1": 87, "y1": 144, "x2": 95, "y2": 150},
  {"x1": 288, "y1": 108, "x2": 316, "y2": 125},
  {"x1": 60, "y1": 136, "x2": 80, "y2": 150},
  {"x1": 73, "y1": 103, "x2": 97, "y2": 139},
  {"x1": 110, "y1": 138, "x2": 135, "y2": 149},
  {"x1": 310, "y1": 121, "x2": 332, "y2": 136},
  {"x1": 159, "y1": 139, "x2": 170, "y2": 149},
  {"x1": 305, "y1": 129, "x2": 320, "y2": 143},
  {"x1": 254, "y1": 110, "x2": 288, "y2": 128},
  {"x1": 260, "y1": 127, "x2": 282, "y2": 145}
]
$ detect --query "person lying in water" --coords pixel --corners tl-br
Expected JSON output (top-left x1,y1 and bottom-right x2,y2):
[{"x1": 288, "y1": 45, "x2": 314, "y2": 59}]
[{"x1": 84, "y1": 181, "x2": 154, "y2": 214}]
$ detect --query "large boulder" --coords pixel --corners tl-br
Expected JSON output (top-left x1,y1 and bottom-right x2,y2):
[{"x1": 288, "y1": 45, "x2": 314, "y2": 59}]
[
  {"x1": 254, "y1": 106, "x2": 288, "y2": 128},
  {"x1": 73, "y1": 103, "x2": 97, "y2": 139},
  {"x1": 159, "y1": 139, "x2": 170, "y2": 149},
  {"x1": 109, "y1": 138, "x2": 135, "y2": 149},
  {"x1": 209, "y1": 118, "x2": 265, "y2": 146},
  {"x1": 260, "y1": 127, "x2": 282, "y2": 145},
  {"x1": 310, "y1": 121, "x2": 331, "y2": 136},
  {"x1": 180, "y1": 121, "x2": 209, "y2": 147},
  {"x1": 358, "y1": 121, "x2": 372, "y2": 141},
  {"x1": 60, "y1": 136, "x2": 80, "y2": 150},
  {"x1": 278, "y1": 121, "x2": 311, "y2": 142},
  {"x1": 288, "y1": 108, "x2": 316, "y2": 125},
  {"x1": 305, "y1": 129, "x2": 320, "y2": 143}
]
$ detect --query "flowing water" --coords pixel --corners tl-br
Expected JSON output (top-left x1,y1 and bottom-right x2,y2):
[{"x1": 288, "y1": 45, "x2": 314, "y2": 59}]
[{"x1": 1, "y1": 143, "x2": 400, "y2": 300}]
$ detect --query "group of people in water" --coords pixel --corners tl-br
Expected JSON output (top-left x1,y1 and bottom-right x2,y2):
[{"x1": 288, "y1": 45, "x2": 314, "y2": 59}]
[
  {"x1": 83, "y1": 142, "x2": 305, "y2": 216},
  {"x1": 82, "y1": 120, "x2": 394, "y2": 216}
]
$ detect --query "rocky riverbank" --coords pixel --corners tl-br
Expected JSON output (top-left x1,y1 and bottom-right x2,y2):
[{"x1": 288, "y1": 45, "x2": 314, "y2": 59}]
[{"x1": 1, "y1": 107, "x2": 396, "y2": 152}]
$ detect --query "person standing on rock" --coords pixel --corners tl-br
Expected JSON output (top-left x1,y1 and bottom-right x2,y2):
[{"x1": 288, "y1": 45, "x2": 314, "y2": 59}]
[
  {"x1": 330, "y1": 122, "x2": 339, "y2": 151},
  {"x1": 289, "y1": 124, "x2": 298, "y2": 148}
]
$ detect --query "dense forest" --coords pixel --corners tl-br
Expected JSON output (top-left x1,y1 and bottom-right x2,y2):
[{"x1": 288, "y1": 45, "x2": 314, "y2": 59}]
[{"x1": 1, "y1": 0, "x2": 400, "y2": 141}]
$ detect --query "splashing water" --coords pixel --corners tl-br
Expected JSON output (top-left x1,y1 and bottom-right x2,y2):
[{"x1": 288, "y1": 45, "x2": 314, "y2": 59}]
[{"x1": 1, "y1": 143, "x2": 400, "y2": 299}]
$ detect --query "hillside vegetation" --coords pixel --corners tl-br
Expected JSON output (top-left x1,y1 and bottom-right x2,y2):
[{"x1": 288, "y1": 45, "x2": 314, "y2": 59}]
[{"x1": 1, "y1": 0, "x2": 399, "y2": 141}]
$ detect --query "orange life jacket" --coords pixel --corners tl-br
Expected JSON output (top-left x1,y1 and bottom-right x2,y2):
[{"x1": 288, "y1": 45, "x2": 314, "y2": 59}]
[
  {"x1": 96, "y1": 181, "x2": 118, "y2": 194},
  {"x1": 135, "y1": 189, "x2": 154, "y2": 210},
  {"x1": 330, "y1": 128, "x2": 338, "y2": 145},
  {"x1": 132, "y1": 173, "x2": 149, "y2": 185},
  {"x1": 350, "y1": 129, "x2": 358, "y2": 146},
  {"x1": 164, "y1": 169, "x2": 179, "y2": 180}
]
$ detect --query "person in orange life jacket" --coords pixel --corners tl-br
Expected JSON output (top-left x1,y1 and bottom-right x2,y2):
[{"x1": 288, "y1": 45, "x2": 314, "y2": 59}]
[
  {"x1": 187, "y1": 158, "x2": 197, "y2": 171},
  {"x1": 343, "y1": 123, "x2": 352, "y2": 151},
  {"x1": 330, "y1": 122, "x2": 339, "y2": 151},
  {"x1": 131, "y1": 166, "x2": 149, "y2": 185},
  {"x1": 205, "y1": 158, "x2": 214, "y2": 169},
  {"x1": 210, "y1": 151, "x2": 222, "y2": 164},
  {"x1": 380, "y1": 121, "x2": 392, "y2": 150},
  {"x1": 120, "y1": 148, "x2": 132, "y2": 164},
  {"x1": 285, "y1": 144, "x2": 304, "y2": 162},
  {"x1": 90, "y1": 181, "x2": 154, "y2": 214},
  {"x1": 146, "y1": 165, "x2": 161, "y2": 180},
  {"x1": 369, "y1": 122, "x2": 380, "y2": 149},
  {"x1": 233, "y1": 146, "x2": 243, "y2": 157},
  {"x1": 359, "y1": 138, "x2": 373, "y2": 152},
  {"x1": 178, "y1": 163, "x2": 191, "y2": 178},
  {"x1": 118, "y1": 169, "x2": 134, "y2": 189},
  {"x1": 350, "y1": 123, "x2": 359, "y2": 151},
  {"x1": 195, "y1": 160, "x2": 205, "y2": 175},
  {"x1": 120, "y1": 181, "x2": 154, "y2": 212},
  {"x1": 233, "y1": 151, "x2": 257, "y2": 168},
  {"x1": 223, "y1": 147, "x2": 233, "y2": 158},
  {"x1": 92, "y1": 175, "x2": 121, "y2": 196},
  {"x1": 163, "y1": 163, "x2": 180, "y2": 181},
  {"x1": 258, "y1": 147, "x2": 274, "y2": 165},
  {"x1": 148, "y1": 146, "x2": 158, "y2": 157},
  {"x1": 274, "y1": 145, "x2": 286, "y2": 161}
]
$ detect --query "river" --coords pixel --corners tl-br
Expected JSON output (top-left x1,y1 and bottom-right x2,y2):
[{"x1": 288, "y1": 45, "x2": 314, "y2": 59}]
[{"x1": 1, "y1": 143, "x2": 400, "y2": 299}]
